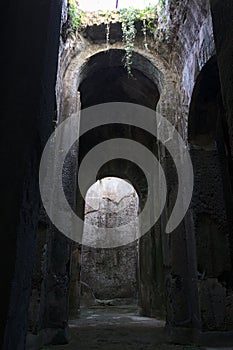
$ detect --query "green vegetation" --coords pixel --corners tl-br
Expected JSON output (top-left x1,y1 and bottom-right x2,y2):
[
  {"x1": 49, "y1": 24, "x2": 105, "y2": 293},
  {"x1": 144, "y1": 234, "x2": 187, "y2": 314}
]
[
  {"x1": 118, "y1": 5, "x2": 159, "y2": 75},
  {"x1": 66, "y1": 1, "x2": 168, "y2": 74},
  {"x1": 68, "y1": 0, "x2": 83, "y2": 35},
  {"x1": 119, "y1": 8, "x2": 137, "y2": 75}
]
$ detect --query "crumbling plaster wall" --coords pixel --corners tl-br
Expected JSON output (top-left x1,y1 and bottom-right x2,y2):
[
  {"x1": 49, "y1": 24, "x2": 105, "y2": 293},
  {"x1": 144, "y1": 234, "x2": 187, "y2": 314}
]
[{"x1": 80, "y1": 178, "x2": 139, "y2": 304}]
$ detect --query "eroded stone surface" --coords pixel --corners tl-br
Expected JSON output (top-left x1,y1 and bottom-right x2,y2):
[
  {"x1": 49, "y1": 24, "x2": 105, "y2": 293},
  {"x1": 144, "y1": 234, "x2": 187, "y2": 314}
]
[{"x1": 81, "y1": 178, "x2": 139, "y2": 303}]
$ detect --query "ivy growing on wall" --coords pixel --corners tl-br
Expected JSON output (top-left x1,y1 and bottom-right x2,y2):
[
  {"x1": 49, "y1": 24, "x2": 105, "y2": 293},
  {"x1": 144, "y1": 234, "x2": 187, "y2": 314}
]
[
  {"x1": 66, "y1": 1, "x2": 167, "y2": 74},
  {"x1": 119, "y1": 8, "x2": 137, "y2": 76},
  {"x1": 118, "y1": 5, "x2": 160, "y2": 75},
  {"x1": 68, "y1": 0, "x2": 83, "y2": 35}
]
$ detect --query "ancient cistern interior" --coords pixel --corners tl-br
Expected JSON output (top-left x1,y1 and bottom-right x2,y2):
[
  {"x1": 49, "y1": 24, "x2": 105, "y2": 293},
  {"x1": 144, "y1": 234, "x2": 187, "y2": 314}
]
[{"x1": 2, "y1": 1, "x2": 233, "y2": 350}]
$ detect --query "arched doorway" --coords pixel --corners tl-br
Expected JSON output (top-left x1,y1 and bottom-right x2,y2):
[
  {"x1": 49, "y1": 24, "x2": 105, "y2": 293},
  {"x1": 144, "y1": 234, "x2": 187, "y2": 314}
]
[
  {"x1": 189, "y1": 56, "x2": 233, "y2": 331},
  {"x1": 67, "y1": 48, "x2": 167, "y2": 322},
  {"x1": 78, "y1": 177, "x2": 139, "y2": 315}
]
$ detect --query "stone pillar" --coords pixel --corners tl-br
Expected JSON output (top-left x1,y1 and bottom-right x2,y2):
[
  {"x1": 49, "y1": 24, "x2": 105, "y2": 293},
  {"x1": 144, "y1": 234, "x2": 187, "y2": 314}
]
[
  {"x1": 26, "y1": 90, "x2": 81, "y2": 347},
  {"x1": 161, "y1": 147, "x2": 200, "y2": 342},
  {"x1": 69, "y1": 243, "x2": 82, "y2": 318},
  {"x1": 139, "y1": 165, "x2": 166, "y2": 320},
  {"x1": 40, "y1": 92, "x2": 81, "y2": 345},
  {"x1": 139, "y1": 224, "x2": 166, "y2": 319}
]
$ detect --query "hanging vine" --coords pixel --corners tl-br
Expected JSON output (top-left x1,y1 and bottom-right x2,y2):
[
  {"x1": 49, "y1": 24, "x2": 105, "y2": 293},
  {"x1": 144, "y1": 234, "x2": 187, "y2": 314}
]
[
  {"x1": 67, "y1": 0, "x2": 83, "y2": 36},
  {"x1": 105, "y1": 10, "x2": 111, "y2": 49},
  {"x1": 119, "y1": 8, "x2": 137, "y2": 76},
  {"x1": 65, "y1": 2, "x2": 168, "y2": 74},
  {"x1": 118, "y1": 6, "x2": 158, "y2": 75},
  {"x1": 142, "y1": 19, "x2": 148, "y2": 50}
]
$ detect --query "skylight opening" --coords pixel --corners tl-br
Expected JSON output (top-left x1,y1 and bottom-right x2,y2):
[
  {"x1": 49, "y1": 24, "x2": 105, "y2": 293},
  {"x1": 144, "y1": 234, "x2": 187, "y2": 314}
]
[{"x1": 79, "y1": 0, "x2": 160, "y2": 12}]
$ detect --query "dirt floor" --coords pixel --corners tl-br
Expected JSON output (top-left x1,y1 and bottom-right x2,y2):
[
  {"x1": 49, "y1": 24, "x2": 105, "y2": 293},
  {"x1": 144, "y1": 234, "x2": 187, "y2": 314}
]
[{"x1": 42, "y1": 306, "x2": 205, "y2": 350}]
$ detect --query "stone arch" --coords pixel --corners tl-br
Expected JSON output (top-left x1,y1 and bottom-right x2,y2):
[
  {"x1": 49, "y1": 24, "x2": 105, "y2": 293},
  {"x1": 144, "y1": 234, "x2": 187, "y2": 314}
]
[
  {"x1": 188, "y1": 56, "x2": 233, "y2": 331},
  {"x1": 78, "y1": 49, "x2": 160, "y2": 109},
  {"x1": 59, "y1": 44, "x2": 178, "y2": 123},
  {"x1": 188, "y1": 56, "x2": 223, "y2": 148},
  {"x1": 62, "y1": 46, "x2": 171, "y2": 321}
]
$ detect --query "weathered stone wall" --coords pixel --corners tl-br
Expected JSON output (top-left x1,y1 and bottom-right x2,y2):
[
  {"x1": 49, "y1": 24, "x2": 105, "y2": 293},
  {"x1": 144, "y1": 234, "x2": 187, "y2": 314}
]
[
  {"x1": 169, "y1": 0, "x2": 233, "y2": 335},
  {"x1": 55, "y1": 26, "x2": 176, "y2": 327},
  {"x1": 3, "y1": 0, "x2": 233, "y2": 349},
  {"x1": 0, "y1": 0, "x2": 63, "y2": 348},
  {"x1": 26, "y1": 16, "x2": 81, "y2": 345},
  {"x1": 191, "y1": 147, "x2": 233, "y2": 331},
  {"x1": 80, "y1": 178, "x2": 139, "y2": 304},
  {"x1": 139, "y1": 222, "x2": 166, "y2": 319},
  {"x1": 27, "y1": 0, "x2": 233, "y2": 346},
  {"x1": 54, "y1": 1, "x2": 200, "y2": 334}
]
